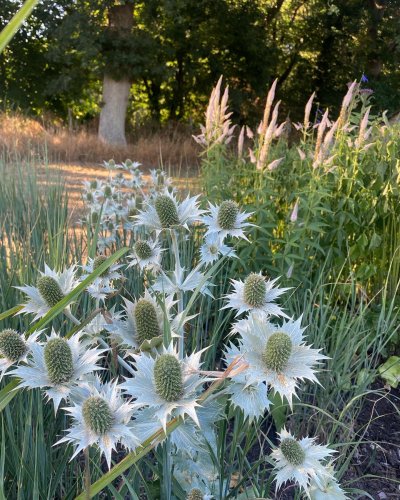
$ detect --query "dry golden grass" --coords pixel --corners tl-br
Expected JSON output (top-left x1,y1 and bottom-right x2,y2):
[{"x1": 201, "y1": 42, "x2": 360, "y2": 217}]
[{"x1": 0, "y1": 112, "x2": 200, "y2": 171}]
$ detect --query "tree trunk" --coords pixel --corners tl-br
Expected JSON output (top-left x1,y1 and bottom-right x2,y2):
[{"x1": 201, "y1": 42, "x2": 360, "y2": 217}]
[
  {"x1": 99, "y1": 76, "x2": 131, "y2": 146},
  {"x1": 98, "y1": 3, "x2": 134, "y2": 146}
]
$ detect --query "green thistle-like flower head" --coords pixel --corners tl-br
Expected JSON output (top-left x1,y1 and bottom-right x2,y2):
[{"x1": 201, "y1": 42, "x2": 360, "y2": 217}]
[
  {"x1": 243, "y1": 273, "x2": 266, "y2": 308},
  {"x1": 93, "y1": 255, "x2": 108, "y2": 277},
  {"x1": 134, "y1": 299, "x2": 161, "y2": 344},
  {"x1": 86, "y1": 192, "x2": 94, "y2": 202},
  {"x1": 217, "y1": 200, "x2": 239, "y2": 230},
  {"x1": 82, "y1": 396, "x2": 114, "y2": 435},
  {"x1": 89, "y1": 180, "x2": 98, "y2": 190},
  {"x1": 187, "y1": 488, "x2": 203, "y2": 500},
  {"x1": 104, "y1": 185, "x2": 112, "y2": 198},
  {"x1": 135, "y1": 195, "x2": 143, "y2": 210},
  {"x1": 0, "y1": 329, "x2": 27, "y2": 362},
  {"x1": 134, "y1": 241, "x2": 153, "y2": 261},
  {"x1": 155, "y1": 195, "x2": 179, "y2": 228},
  {"x1": 154, "y1": 354, "x2": 184, "y2": 402},
  {"x1": 262, "y1": 332, "x2": 292, "y2": 373},
  {"x1": 37, "y1": 276, "x2": 64, "y2": 308},
  {"x1": 91, "y1": 212, "x2": 99, "y2": 224},
  {"x1": 280, "y1": 437, "x2": 305, "y2": 466},
  {"x1": 44, "y1": 338, "x2": 74, "y2": 385}
]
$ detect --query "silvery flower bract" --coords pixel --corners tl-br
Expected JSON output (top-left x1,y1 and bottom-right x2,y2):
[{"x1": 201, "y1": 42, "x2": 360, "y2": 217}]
[
  {"x1": 10, "y1": 330, "x2": 105, "y2": 411},
  {"x1": 271, "y1": 429, "x2": 335, "y2": 495}
]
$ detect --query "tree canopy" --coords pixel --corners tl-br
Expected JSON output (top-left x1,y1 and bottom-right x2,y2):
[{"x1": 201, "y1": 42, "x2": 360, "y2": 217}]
[{"x1": 1, "y1": 0, "x2": 399, "y2": 126}]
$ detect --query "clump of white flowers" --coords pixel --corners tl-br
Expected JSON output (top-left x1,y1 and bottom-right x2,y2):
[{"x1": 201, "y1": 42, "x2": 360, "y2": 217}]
[{"x1": 0, "y1": 160, "x2": 348, "y2": 497}]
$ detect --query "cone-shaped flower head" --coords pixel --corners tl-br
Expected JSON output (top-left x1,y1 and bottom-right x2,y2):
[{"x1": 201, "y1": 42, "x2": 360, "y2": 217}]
[
  {"x1": 57, "y1": 377, "x2": 144, "y2": 468},
  {"x1": 44, "y1": 337, "x2": 74, "y2": 385},
  {"x1": 0, "y1": 329, "x2": 27, "y2": 362},
  {"x1": 155, "y1": 194, "x2": 180, "y2": 228},
  {"x1": 10, "y1": 330, "x2": 105, "y2": 411},
  {"x1": 82, "y1": 396, "x2": 114, "y2": 435},
  {"x1": 135, "y1": 241, "x2": 153, "y2": 260},
  {"x1": 0, "y1": 329, "x2": 42, "y2": 380},
  {"x1": 16, "y1": 264, "x2": 78, "y2": 321},
  {"x1": 154, "y1": 354, "x2": 184, "y2": 402},
  {"x1": 223, "y1": 272, "x2": 289, "y2": 319},
  {"x1": 37, "y1": 276, "x2": 64, "y2": 307},
  {"x1": 105, "y1": 292, "x2": 168, "y2": 350},
  {"x1": 280, "y1": 437, "x2": 306, "y2": 466},
  {"x1": 262, "y1": 332, "x2": 292, "y2": 372},
  {"x1": 202, "y1": 201, "x2": 253, "y2": 240},
  {"x1": 271, "y1": 429, "x2": 335, "y2": 495},
  {"x1": 134, "y1": 298, "x2": 162, "y2": 345},
  {"x1": 121, "y1": 344, "x2": 207, "y2": 430},
  {"x1": 243, "y1": 273, "x2": 267, "y2": 309},
  {"x1": 187, "y1": 488, "x2": 203, "y2": 500},
  {"x1": 217, "y1": 200, "x2": 239, "y2": 230}
]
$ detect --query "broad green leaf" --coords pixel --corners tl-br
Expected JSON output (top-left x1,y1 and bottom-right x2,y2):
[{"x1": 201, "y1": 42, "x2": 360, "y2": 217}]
[
  {"x1": 378, "y1": 356, "x2": 400, "y2": 388},
  {"x1": 0, "y1": 0, "x2": 40, "y2": 54},
  {"x1": 0, "y1": 305, "x2": 23, "y2": 322},
  {"x1": 0, "y1": 379, "x2": 19, "y2": 412}
]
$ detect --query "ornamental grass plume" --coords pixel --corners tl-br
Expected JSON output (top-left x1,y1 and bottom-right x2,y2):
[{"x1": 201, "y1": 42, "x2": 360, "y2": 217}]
[{"x1": 192, "y1": 76, "x2": 236, "y2": 149}]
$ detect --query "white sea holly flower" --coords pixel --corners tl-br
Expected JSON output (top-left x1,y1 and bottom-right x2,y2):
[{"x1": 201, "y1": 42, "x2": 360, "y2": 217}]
[
  {"x1": 0, "y1": 329, "x2": 42, "y2": 380},
  {"x1": 202, "y1": 200, "x2": 253, "y2": 240},
  {"x1": 225, "y1": 377, "x2": 271, "y2": 420},
  {"x1": 135, "y1": 191, "x2": 204, "y2": 234},
  {"x1": 121, "y1": 344, "x2": 207, "y2": 431},
  {"x1": 81, "y1": 255, "x2": 123, "y2": 302},
  {"x1": 106, "y1": 292, "x2": 170, "y2": 349},
  {"x1": 200, "y1": 233, "x2": 236, "y2": 266},
  {"x1": 223, "y1": 272, "x2": 290, "y2": 318},
  {"x1": 271, "y1": 429, "x2": 335, "y2": 496},
  {"x1": 309, "y1": 464, "x2": 348, "y2": 499},
  {"x1": 153, "y1": 265, "x2": 213, "y2": 297},
  {"x1": 227, "y1": 315, "x2": 326, "y2": 407},
  {"x1": 150, "y1": 168, "x2": 173, "y2": 189},
  {"x1": 57, "y1": 377, "x2": 143, "y2": 468},
  {"x1": 16, "y1": 264, "x2": 78, "y2": 321},
  {"x1": 9, "y1": 330, "x2": 105, "y2": 411},
  {"x1": 127, "y1": 238, "x2": 163, "y2": 271}
]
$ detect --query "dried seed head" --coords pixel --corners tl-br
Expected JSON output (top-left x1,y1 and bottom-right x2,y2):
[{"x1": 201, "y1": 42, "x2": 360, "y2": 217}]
[
  {"x1": 262, "y1": 332, "x2": 292, "y2": 372},
  {"x1": 243, "y1": 273, "x2": 266, "y2": 308},
  {"x1": 44, "y1": 338, "x2": 74, "y2": 385},
  {"x1": 134, "y1": 299, "x2": 161, "y2": 344},
  {"x1": 37, "y1": 276, "x2": 64, "y2": 308},
  {"x1": 0, "y1": 329, "x2": 26, "y2": 362},
  {"x1": 93, "y1": 255, "x2": 108, "y2": 277},
  {"x1": 83, "y1": 396, "x2": 114, "y2": 435},
  {"x1": 154, "y1": 354, "x2": 184, "y2": 402},
  {"x1": 134, "y1": 241, "x2": 153, "y2": 261},
  {"x1": 187, "y1": 488, "x2": 203, "y2": 500},
  {"x1": 280, "y1": 438, "x2": 305, "y2": 466},
  {"x1": 155, "y1": 195, "x2": 179, "y2": 228},
  {"x1": 217, "y1": 200, "x2": 239, "y2": 230}
]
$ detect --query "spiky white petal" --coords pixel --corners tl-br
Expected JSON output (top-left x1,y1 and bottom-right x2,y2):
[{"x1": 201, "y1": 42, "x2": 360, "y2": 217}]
[
  {"x1": 223, "y1": 273, "x2": 290, "y2": 319},
  {"x1": 10, "y1": 330, "x2": 105, "y2": 412},
  {"x1": 225, "y1": 315, "x2": 326, "y2": 407},
  {"x1": 202, "y1": 201, "x2": 253, "y2": 240},
  {"x1": 121, "y1": 344, "x2": 207, "y2": 431},
  {"x1": 57, "y1": 377, "x2": 145, "y2": 468},
  {"x1": 199, "y1": 233, "x2": 236, "y2": 266},
  {"x1": 0, "y1": 330, "x2": 43, "y2": 381},
  {"x1": 153, "y1": 265, "x2": 213, "y2": 298},
  {"x1": 16, "y1": 264, "x2": 79, "y2": 321},
  {"x1": 127, "y1": 238, "x2": 163, "y2": 271},
  {"x1": 271, "y1": 429, "x2": 335, "y2": 496}
]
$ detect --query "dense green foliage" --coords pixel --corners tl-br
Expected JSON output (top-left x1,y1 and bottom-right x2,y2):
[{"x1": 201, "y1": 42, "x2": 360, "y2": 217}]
[{"x1": 1, "y1": 0, "x2": 400, "y2": 125}]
